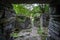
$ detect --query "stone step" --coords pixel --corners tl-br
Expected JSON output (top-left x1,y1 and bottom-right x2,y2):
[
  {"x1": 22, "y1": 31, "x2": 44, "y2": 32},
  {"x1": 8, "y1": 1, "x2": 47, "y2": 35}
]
[{"x1": 15, "y1": 36, "x2": 41, "y2": 40}]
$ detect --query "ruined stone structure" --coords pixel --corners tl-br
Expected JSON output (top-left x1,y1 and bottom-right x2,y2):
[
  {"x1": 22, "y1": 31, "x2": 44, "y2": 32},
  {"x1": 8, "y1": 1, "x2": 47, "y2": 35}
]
[{"x1": 0, "y1": 0, "x2": 60, "y2": 40}]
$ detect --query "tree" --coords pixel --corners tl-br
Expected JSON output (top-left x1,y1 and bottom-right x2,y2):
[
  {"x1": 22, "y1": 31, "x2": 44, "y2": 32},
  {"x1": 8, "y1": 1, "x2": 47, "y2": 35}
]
[{"x1": 13, "y1": 4, "x2": 41, "y2": 28}]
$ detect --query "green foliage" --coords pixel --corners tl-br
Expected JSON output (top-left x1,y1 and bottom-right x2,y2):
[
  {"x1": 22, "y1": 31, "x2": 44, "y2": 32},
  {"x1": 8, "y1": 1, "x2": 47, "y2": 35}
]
[
  {"x1": 11, "y1": 32, "x2": 18, "y2": 37},
  {"x1": 13, "y1": 4, "x2": 31, "y2": 16},
  {"x1": 13, "y1": 4, "x2": 49, "y2": 18},
  {"x1": 38, "y1": 26, "x2": 44, "y2": 35},
  {"x1": 45, "y1": 4, "x2": 49, "y2": 12},
  {"x1": 32, "y1": 6, "x2": 41, "y2": 17},
  {"x1": 32, "y1": 6, "x2": 41, "y2": 13},
  {"x1": 13, "y1": 4, "x2": 42, "y2": 17}
]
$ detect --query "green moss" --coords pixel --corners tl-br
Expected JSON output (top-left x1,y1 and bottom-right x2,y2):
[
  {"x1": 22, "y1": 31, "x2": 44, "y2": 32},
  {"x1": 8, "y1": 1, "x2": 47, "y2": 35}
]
[
  {"x1": 41, "y1": 35, "x2": 47, "y2": 40},
  {"x1": 37, "y1": 26, "x2": 44, "y2": 35},
  {"x1": 37, "y1": 26, "x2": 48, "y2": 40},
  {"x1": 10, "y1": 32, "x2": 18, "y2": 38}
]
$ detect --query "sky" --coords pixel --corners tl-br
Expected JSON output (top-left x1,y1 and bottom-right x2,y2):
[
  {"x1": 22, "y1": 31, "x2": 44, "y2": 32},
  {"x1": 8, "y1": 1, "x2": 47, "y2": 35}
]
[{"x1": 24, "y1": 4, "x2": 39, "y2": 11}]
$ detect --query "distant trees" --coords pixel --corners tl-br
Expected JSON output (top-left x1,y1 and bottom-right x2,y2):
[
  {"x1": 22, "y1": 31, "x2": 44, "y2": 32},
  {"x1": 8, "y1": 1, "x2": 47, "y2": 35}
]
[{"x1": 13, "y1": 4, "x2": 49, "y2": 28}]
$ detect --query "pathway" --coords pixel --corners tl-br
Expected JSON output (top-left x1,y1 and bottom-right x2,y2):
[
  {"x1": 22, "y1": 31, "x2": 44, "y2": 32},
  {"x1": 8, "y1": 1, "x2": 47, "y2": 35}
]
[{"x1": 15, "y1": 26, "x2": 41, "y2": 40}]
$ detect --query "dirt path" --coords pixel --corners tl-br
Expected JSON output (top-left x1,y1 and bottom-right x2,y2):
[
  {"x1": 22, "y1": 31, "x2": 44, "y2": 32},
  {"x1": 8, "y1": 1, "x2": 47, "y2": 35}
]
[{"x1": 15, "y1": 27, "x2": 41, "y2": 40}]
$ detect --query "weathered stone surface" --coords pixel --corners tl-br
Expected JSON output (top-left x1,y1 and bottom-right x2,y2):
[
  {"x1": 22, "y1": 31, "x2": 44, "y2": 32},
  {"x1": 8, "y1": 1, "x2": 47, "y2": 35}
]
[
  {"x1": 40, "y1": 13, "x2": 49, "y2": 27},
  {"x1": 14, "y1": 27, "x2": 41, "y2": 40},
  {"x1": 15, "y1": 16, "x2": 31, "y2": 30},
  {"x1": 15, "y1": 36, "x2": 41, "y2": 40},
  {"x1": 0, "y1": 3, "x2": 16, "y2": 40}
]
